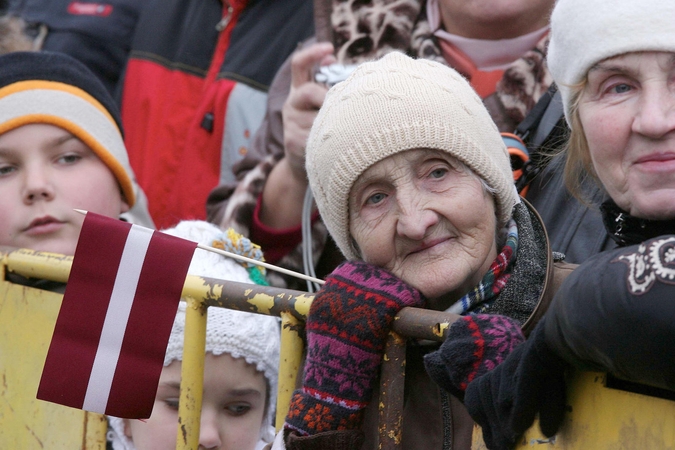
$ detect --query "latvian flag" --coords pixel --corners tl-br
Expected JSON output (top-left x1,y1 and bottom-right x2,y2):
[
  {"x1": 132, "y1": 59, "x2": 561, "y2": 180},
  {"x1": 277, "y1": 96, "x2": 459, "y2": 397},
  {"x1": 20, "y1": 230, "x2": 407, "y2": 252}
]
[{"x1": 37, "y1": 212, "x2": 197, "y2": 418}]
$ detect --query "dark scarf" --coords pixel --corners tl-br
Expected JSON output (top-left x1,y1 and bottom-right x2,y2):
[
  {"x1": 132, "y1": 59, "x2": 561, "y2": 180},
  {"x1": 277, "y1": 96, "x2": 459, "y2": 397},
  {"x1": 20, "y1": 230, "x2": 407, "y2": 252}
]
[
  {"x1": 487, "y1": 201, "x2": 548, "y2": 325},
  {"x1": 600, "y1": 200, "x2": 675, "y2": 247},
  {"x1": 445, "y1": 200, "x2": 549, "y2": 326}
]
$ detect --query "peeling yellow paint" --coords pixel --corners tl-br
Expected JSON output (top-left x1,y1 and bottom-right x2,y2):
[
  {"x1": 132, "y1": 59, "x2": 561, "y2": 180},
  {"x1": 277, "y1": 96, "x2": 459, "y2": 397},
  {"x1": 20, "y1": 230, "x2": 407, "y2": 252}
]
[
  {"x1": 6, "y1": 248, "x2": 674, "y2": 449},
  {"x1": 292, "y1": 294, "x2": 313, "y2": 317},
  {"x1": 246, "y1": 293, "x2": 275, "y2": 315},
  {"x1": 433, "y1": 322, "x2": 449, "y2": 338}
]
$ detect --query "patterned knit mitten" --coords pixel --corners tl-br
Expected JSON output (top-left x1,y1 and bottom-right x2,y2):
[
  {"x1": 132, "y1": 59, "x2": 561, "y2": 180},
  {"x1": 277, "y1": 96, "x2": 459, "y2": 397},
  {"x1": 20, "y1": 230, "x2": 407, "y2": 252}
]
[
  {"x1": 464, "y1": 318, "x2": 568, "y2": 450},
  {"x1": 284, "y1": 261, "x2": 425, "y2": 436},
  {"x1": 424, "y1": 314, "x2": 525, "y2": 401}
]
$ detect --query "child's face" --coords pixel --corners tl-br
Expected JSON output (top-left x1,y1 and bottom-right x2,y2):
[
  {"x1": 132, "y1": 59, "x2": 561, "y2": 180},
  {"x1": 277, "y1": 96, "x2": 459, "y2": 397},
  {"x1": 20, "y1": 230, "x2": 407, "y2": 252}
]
[
  {"x1": 125, "y1": 353, "x2": 268, "y2": 450},
  {"x1": 0, "y1": 123, "x2": 129, "y2": 255}
]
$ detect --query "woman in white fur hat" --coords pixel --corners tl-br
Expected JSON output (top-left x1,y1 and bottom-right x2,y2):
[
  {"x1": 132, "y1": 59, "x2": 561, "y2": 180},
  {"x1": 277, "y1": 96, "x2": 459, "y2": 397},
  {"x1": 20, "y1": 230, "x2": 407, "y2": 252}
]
[
  {"x1": 107, "y1": 220, "x2": 280, "y2": 450},
  {"x1": 463, "y1": 0, "x2": 675, "y2": 448}
]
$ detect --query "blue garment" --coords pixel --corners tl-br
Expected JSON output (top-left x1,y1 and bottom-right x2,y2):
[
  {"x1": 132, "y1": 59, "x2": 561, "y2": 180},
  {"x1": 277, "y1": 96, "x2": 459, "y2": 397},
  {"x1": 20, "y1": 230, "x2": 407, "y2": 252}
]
[{"x1": 8, "y1": 0, "x2": 145, "y2": 94}]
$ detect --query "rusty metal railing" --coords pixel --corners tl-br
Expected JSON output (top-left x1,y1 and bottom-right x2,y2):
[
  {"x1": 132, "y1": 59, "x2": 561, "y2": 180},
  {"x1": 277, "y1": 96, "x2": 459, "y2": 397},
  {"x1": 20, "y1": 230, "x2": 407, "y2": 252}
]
[{"x1": 2, "y1": 248, "x2": 461, "y2": 450}]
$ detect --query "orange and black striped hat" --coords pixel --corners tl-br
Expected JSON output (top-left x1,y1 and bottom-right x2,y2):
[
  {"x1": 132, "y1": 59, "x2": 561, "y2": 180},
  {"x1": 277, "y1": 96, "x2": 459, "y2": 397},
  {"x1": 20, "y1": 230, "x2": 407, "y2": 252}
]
[{"x1": 0, "y1": 51, "x2": 137, "y2": 206}]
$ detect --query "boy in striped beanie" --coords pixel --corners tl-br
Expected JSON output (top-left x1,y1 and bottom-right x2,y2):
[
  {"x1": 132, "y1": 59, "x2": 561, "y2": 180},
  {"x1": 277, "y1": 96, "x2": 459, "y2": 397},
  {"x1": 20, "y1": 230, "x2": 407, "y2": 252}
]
[{"x1": 0, "y1": 51, "x2": 153, "y2": 256}]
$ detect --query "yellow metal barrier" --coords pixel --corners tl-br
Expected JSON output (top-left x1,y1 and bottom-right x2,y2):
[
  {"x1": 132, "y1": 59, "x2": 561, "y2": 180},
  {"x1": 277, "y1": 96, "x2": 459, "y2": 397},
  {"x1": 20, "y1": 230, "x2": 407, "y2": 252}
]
[
  {"x1": 0, "y1": 247, "x2": 314, "y2": 450},
  {"x1": 472, "y1": 370, "x2": 675, "y2": 449},
  {"x1": 276, "y1": 312, "x2": 304, "y2": 430},
  {"x1": 0, "y1": 248, "x2": 107, "y2": 449},
  {"x1": 3, "y1": 247, "x2": 675, "y2": 449}
]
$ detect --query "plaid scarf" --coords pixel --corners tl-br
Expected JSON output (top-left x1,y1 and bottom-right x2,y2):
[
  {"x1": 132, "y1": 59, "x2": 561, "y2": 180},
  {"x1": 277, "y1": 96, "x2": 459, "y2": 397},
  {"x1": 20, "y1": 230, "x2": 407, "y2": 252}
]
[{"x1": 447, "y1": 219, "x2": 519, "y2": 315}]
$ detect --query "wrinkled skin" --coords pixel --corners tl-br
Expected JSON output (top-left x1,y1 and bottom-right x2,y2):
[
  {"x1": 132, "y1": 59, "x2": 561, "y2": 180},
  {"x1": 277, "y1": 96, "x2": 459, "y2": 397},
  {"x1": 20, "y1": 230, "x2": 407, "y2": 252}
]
[
  {"x1": 349, "y1": 148, "x2": 498, "y2": 310},
  {"x1": 579, "y1": 51, "x2": 675, "y2": 220}
]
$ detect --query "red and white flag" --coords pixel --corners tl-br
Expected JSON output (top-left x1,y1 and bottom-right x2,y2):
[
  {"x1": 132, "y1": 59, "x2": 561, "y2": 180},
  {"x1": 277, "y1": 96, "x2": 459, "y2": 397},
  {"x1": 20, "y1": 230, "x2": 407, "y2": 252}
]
[{"x1": 37, "y1": 212, "x2": 197, "y2": 418}]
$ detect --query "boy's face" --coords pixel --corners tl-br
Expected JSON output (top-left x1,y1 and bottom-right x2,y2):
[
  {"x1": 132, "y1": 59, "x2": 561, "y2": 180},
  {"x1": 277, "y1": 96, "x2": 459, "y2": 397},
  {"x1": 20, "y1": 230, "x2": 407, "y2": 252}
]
[
  {"x1": 0, "y1": 123, "x2": 128, "y2": 255},
  {"x1": 125, "y1": 353, "x2": 268, "y2": 450}
]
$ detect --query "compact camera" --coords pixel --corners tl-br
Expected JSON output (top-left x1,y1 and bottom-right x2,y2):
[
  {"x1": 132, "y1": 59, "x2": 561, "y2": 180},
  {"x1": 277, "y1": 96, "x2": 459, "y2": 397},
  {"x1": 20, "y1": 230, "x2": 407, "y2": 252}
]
[{"x1": 314, "y1": 63, "x2": 360, "y2": 88}]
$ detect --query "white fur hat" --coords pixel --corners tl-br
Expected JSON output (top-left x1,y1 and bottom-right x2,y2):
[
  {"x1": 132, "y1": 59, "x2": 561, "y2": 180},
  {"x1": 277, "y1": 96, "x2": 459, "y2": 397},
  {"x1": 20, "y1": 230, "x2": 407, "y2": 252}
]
[
  {"x1": 108, "y1": 221, "x2": 279, "y2": 449},
  {"x1": 547, "y1": 0, "x2": 675, "y2": 121},
  {"x1": 306, "y1": 51, "x2": 517, "y2": 260}
]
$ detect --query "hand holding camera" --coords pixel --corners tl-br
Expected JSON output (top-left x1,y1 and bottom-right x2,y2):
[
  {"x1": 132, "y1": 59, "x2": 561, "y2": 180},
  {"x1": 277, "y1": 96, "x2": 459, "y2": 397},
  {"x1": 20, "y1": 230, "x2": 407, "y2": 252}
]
[
  {"x1": 314, "y1": 63, "x2": 359, "y2": 88},
  {"x1": 281, "y1": 42, "x2": 336, "y2": 181}
]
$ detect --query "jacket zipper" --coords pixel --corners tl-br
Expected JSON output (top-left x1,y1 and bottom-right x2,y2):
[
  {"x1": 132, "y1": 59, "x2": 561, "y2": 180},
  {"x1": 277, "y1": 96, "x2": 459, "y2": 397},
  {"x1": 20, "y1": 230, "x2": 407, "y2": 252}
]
[{"x1": 216, "y1": 1, "x2": 233, "y2": 31}]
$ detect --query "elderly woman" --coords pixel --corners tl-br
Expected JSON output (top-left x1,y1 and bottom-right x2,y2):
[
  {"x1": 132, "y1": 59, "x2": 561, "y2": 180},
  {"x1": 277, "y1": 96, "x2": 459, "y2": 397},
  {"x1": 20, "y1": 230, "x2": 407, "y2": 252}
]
[
  {"x1": 464, "y1": 0, "x2": 675, "y2": 448},
  {"x1": 270, "y1": 51, "x2": 573, "y2": 450}
]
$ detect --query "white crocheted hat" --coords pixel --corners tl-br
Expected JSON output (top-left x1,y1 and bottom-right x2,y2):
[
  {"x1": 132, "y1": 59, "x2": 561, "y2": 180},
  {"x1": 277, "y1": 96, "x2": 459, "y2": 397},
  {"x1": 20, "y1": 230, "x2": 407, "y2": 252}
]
[
  {"x1": 547, "y1": 0, "x2": 675, "y2": 121},
  {"x1": 306, "y1": 51, "x2": 517, "y2": 260},
  {"x1": 108, "y1": 220, "x2": 279, "y2": 449}
]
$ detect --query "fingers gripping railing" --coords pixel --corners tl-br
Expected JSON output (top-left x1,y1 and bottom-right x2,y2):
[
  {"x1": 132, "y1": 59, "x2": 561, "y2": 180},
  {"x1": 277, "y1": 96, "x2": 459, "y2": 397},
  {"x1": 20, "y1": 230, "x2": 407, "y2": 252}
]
[{"x1": 3, "y1": 248, "x2": 461, "y2": 450}]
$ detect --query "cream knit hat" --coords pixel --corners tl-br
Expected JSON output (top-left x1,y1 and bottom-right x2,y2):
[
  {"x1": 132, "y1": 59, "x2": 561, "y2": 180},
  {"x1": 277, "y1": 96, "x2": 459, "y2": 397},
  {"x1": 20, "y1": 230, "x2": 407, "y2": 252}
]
[
  {"x1": 547, "y1": 0, "x2": 675, "y2": 121},
  {"x1": 108, "y1": 220, "x2": 279, "y2": 449},
  {"x1": 306, "y1": 51, "x2": 517, "y2": 260}
]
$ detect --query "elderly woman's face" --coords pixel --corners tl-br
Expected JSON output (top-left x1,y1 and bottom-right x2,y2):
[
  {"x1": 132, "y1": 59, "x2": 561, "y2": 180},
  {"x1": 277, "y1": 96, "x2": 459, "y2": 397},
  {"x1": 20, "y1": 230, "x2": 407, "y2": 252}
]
[
  {"x1": 349, "y1": 149, "x2": 498, "y2": 308},
  {"x1": 578, "y1": 51, "x2": 675, "y2": 220}
]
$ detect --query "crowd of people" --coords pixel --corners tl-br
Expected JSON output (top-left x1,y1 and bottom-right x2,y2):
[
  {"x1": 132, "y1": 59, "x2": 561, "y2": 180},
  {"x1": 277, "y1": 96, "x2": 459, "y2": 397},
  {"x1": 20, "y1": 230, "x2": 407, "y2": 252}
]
[{"x1": 0, "y1": 0, "x2": 673, "y2": 448}]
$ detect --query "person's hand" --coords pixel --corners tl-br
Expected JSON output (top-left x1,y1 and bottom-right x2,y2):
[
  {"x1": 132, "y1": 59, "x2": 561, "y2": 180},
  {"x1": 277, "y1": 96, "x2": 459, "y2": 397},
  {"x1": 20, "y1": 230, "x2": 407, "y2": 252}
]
[
  {"x1": 424, "y1": 314, "x2": 525, "y2": 401},
  {"x1": 284, "y1": 261, "x2": 425, "y2": 436},
  {"x1": 282, "y1": 42, "x2": 335, "y2": 181},
  {"x1": 463, "y1": 319, "x2": 568, "y2": 450}
]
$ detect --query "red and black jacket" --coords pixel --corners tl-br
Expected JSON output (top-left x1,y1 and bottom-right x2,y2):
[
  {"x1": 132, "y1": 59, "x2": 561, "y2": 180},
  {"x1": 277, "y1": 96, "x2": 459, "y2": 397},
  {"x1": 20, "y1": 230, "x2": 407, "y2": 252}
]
[{"x1": 120, "y1": 0, "x2": 314, "y2": 229}]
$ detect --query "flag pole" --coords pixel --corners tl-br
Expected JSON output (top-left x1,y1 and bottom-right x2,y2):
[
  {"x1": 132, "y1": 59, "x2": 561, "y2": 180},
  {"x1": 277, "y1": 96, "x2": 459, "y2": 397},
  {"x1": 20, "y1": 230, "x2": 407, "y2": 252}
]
[
  {"x1": 74, "y1": 210, "x2": 325, "y2": 286},
  {"x1": 195, "y1": 243, "x2": 324, "y2": 285}
]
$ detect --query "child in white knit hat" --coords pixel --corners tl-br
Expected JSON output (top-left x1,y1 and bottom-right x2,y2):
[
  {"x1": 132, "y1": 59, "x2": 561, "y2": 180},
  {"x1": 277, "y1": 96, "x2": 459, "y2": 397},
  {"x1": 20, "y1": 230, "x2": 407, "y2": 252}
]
[{"x1": 107, "y1": 220, "x2": 280, "y2": 450}]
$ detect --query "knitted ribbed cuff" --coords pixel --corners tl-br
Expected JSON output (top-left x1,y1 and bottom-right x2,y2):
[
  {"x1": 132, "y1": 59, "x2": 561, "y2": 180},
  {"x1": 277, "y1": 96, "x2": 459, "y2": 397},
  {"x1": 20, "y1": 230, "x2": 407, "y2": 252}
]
[{"x1": 284, "y1": 390, "x2": 366, "y2": 436}]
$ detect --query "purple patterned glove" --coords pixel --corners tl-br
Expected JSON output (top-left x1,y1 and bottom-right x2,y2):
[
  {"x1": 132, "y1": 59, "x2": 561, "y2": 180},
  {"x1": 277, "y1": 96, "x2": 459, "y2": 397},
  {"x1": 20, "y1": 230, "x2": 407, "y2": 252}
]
[
  {"x1": 284, "y1": 261, "x2": 425, "y2": 436},
  {"x1": 424, "y1": 314, "x2": 525, "y2": 401}
]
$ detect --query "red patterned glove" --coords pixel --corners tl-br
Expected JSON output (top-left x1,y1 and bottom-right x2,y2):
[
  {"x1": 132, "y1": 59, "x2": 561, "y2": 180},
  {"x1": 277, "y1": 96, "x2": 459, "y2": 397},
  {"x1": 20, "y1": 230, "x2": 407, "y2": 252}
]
[
  {"x1": 284, "y1": 261, "x2": 425, "y2": 436},
  {"x1": 424, "y1": 314, "x2": 525, "y2": 401}
]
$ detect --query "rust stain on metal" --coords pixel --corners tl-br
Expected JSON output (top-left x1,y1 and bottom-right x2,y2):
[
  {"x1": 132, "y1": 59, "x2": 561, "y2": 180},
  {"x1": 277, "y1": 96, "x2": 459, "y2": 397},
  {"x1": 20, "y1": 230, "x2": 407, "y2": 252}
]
[
  {"x1": 282, "y1": 319, "x2": 305, "y2": 335},
  {"x1": 378, "y1": 332, "x2": 406, "y2": 449}
]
